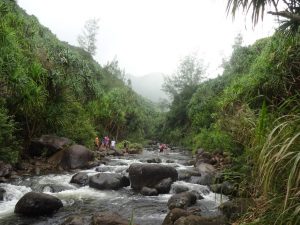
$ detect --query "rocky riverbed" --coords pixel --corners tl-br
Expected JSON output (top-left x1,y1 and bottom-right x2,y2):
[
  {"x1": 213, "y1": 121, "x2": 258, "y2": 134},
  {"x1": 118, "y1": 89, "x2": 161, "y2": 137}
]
[{"x1": 0, "y1": 145, "x2": 232, "y2": 225}]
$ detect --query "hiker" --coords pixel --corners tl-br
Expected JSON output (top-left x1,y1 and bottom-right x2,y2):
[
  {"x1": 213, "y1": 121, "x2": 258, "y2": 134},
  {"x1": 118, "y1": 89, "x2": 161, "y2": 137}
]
[
  {"x1": 111, "y1": 139, "x2": 116, "y2": 150},
  {"x1": 95, "y1": 136, "x2": 100, "y2": 150},
  {"x1": 104, "y1": 136, "x2": 110, "y2": 149},
  {"x1": 159, "y1": 143, "x2": 167, "y2": 153}
]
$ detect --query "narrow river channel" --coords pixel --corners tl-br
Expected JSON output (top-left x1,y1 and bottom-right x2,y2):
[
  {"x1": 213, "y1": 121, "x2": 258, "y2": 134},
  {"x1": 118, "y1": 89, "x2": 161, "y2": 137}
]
[{"x1": 0, "y1": 148, "x2": 227, "y2": 225}]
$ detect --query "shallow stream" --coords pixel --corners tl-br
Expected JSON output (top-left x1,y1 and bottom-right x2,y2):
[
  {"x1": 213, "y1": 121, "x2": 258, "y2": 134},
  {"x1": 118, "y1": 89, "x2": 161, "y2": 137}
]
[{"x1": 0, "y1": 148, "x2": 228, "y2": 225}]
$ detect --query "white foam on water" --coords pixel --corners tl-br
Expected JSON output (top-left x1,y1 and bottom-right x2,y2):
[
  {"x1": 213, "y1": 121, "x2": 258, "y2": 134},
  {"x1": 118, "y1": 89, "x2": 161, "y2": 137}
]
[
  {"x1": 37, "y1": 174, "x2": 76, "y2": 190},
  {"x1": 110, "y1": 158, "x2": 140, "y2": 165},
  {"x1": 171, "y1": 180, "x2": 228, "y2": 206},
  {"x1": 49, "y1": 186, "x2": 120, "y2": 203},
  {"x1": 203, "y1": 191, "x2": 229, "y2": 205},
  {"x1": 0, "y1": 184, "x2": 32, "y2": 218},
  {"x1": 129, "y1": 193, "x2": 172, "y2": 203}
]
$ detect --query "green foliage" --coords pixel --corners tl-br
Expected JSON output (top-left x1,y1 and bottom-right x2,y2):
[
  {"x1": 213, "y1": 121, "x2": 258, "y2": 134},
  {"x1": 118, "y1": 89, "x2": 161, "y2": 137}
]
[
  {"x1": 255, "y1": 100, "x2": 268, "y2": 145},
  {"x1": 227, "y1": 0, "x2": 300, "y2": 32},
  {"x1": 0, "y1": 106, "x2": 19, "y2": 163},
  {"x1": 163, "y1": 54, "x2": 205, "y2": 97},
  {"x1": 116, "y1": 140, "x2": 142, "y2": 150},
  {"x1": 161, "y1": 26, "x2": 300, "y2": 223},
  {"x1": 258, "y1": 114, "x2": 300, "y2": 225},
  {"x1": 192, "y1": 127, "x2": 234, "y2": 153},
  {"x1": 160, "y1": 54, "x2": 206, "y2": 143},
  {"x1": 0, "y1": 0, "x2": 158, "y2": 159}
]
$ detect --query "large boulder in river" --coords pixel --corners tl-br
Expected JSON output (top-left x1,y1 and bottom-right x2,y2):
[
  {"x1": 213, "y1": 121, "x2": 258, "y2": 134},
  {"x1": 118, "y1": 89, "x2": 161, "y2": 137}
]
[
  {"x1": 60, "y1": 144, "x2": 94, "y2": 170},
  {"x1": 92, "y1": 211, "x2": 136, "y2": 225},
  {"x1": 167, "y1": 192, "x2": 197, "y2": 210},
  {"x1": 70, "y1": 172, "x2": 89, "y2": 186},
  {"x1": 29, "y1": 135, "x2": 72, "y2": 157},
  {"x1": 14, "y1": 192, "x2": 63, "y2": 216},
  {"x1": 89, "y1": 173, "x2": 130, "y2": 190},
  {"x1": 129, "y1": 163, "x2": 178, "y2": 192}
]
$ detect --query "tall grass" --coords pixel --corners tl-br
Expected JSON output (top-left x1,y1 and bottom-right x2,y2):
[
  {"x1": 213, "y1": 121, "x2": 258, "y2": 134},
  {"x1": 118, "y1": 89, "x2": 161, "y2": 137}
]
[{"x1": 258, "y1": 114, "x2": 300, "y2": 224}]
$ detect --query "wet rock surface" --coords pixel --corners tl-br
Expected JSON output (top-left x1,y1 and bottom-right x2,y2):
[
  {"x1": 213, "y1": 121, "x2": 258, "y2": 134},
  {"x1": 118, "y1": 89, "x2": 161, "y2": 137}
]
[
  {"x1": 29, "y1": 135, "x2": 73, "y2": 157},
  {"x1": 141, "y1": 186, "x2": 158, "y2": 196},
  {"x1": 14, "y1": 192, "x2": 63, "y2": 216},
  {"x1": 129, "y1": 163, "x2": 178, "y2": 192},
  {"x1": 60, "y1": 144, "x2": 94, "y2": 169},
  {"x1": 89, "y1": 173, "x2": 130, "y2": 190},
  {"x1": 70, "y1": 172, "x2": 89, "y2": 186},
  {"x1": 167, "y1": 192, "x2": 198, "y2": 210}
]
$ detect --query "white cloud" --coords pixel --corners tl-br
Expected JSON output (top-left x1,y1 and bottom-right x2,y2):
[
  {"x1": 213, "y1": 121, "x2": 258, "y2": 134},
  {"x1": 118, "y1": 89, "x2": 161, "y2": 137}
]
[{"x1": 18, "y1": 0, "x2": 277, "y2": 77}]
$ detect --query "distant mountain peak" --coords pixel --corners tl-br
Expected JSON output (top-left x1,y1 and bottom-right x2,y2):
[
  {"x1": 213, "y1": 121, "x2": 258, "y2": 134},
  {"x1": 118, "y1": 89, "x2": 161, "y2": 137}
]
[{"x1": 126, "y1": 72, "x2": 168, "y2": 102}]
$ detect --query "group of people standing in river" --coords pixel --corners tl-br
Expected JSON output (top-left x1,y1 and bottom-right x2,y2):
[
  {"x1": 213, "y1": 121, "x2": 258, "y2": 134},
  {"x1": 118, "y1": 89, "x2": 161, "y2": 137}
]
[{"x1": 95, "y1": 136, "x2": 116, "y2": 151}]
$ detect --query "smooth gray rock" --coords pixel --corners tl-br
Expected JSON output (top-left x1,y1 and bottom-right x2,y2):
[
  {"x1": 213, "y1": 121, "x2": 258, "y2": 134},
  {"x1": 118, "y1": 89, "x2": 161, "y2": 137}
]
[
  {"x1": 60, "y1": 145, "x2": 94, "y2": 169},
  {"x1": 89, "y1": 173, "x2": 129, "y2": 190},
  {"x1": 70, "y1": 172, "x2": 89, "y2": 186},
  {"x1": 129, "y1": 163, "x2": 178, "y2": 191},
  {"x1": 14, "y1": 192, "x2": 63, "y2": 216},
  {"x1": 155, "y1": 177, "x2": 173, "y2": 194},
  {"x1": 29, "y1": 135, "x2": 72, "y2": 157},
  {"x1": 141, "y1": 187, "x2": 158, "y2": 196},
  {"x1": 167, "y1": 192, "x2": 197, "y2": 210}
]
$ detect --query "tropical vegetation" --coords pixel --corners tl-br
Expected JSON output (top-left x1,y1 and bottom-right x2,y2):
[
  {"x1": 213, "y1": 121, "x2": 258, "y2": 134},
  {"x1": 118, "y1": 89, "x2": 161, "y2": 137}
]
[
  {"x1": 0, "y1": 0, "x2": 158, "y2": 163},
  {"x1": 159, "y1": 1, "x2": 300, "y2": 224},
  {"x1": 0, "y1": 0, "x2": 299, "y2": 224}
]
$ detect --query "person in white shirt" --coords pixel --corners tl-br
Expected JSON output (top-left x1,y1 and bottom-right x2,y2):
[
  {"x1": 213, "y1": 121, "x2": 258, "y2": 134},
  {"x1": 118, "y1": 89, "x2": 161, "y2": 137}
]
[{"x1": 111, "y1": 139, "x2": 116, "y2": 150}]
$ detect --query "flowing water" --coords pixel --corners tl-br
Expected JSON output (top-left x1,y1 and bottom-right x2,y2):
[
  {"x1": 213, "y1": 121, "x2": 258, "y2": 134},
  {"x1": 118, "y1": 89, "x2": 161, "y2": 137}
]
[{"x1": 0, "y1": 148, "x2": 228, "y2": 225}]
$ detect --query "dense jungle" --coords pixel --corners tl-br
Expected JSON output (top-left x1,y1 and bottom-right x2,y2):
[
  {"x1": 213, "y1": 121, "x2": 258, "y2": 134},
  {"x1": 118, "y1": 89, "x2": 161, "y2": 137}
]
[{"x1": 0, "y1": 0, "x2": 299, "y2": 225}]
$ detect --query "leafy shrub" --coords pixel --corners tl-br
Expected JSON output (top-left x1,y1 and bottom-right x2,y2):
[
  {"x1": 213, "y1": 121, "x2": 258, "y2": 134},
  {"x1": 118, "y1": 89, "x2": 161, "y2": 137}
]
[
  {"x1": 0, "y1": 106, "x2": 19, "y2": 163},
  {"x1": 46, "y1": 101, "x2": 96, "y2": 148},
  {"x1": 192, "y1": 127, "x2": 234, "y2": 153}
]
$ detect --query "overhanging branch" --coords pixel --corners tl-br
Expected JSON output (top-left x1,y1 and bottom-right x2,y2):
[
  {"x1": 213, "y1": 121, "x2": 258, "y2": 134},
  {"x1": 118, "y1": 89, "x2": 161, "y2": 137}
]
[{"x1": 268, "y1": 10, "x2": 300, "y2": 23}]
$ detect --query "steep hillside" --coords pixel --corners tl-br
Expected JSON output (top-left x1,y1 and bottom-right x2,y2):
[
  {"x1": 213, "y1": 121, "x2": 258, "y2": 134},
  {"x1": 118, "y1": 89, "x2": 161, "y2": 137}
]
[
  {"x1": 160, "y1": 33, "x2": 300, "y2": 224},
  {"x1": 0, "y1": 0, "x2": 159, "y2": 162}
]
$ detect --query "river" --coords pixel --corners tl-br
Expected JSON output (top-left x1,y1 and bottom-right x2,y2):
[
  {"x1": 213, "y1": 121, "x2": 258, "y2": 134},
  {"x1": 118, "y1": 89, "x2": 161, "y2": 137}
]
[{"x1": 0, "y1": 148, "x2": 227, "y2": 225}]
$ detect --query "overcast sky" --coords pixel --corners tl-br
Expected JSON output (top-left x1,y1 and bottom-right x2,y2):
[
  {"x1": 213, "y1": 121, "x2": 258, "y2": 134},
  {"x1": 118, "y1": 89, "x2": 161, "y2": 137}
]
[{"x1": 18, "y1": 0, "x2": 277, "y2": 77}]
